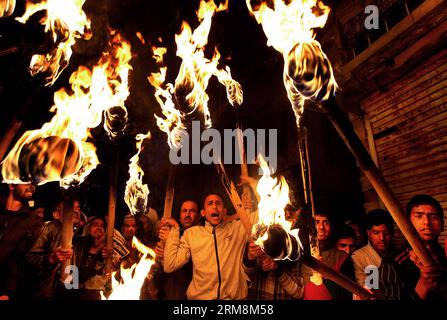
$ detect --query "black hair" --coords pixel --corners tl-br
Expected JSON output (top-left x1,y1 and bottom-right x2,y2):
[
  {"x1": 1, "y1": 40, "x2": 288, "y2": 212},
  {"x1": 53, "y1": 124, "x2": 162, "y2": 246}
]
[
  {"x1": 179, "y1": 198, "x2": 200, "y2": 209},
  {"x1": 200, "y1": 192, "x2": 227, "y2": 209},
  {"x1": 89, "y1": 216, "x2": 106, "y2": 225},
  {"x1": 314, "y1": 211, "x2": 333, "y2": 223},
  {"x1": 406, "y1": 194, "x2": 444, "y2": 219},
  {"x1": 365, "y1": 209, "x2": 394, "y2": 233},
  {"x1": 334, "y1": 224, "x2": 357, "y2": 242}
]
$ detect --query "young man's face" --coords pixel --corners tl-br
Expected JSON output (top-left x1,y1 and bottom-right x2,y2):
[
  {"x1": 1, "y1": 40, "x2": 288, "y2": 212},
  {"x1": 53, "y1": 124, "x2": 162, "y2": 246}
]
[
  {"x1": 315, "y1": 214, "x2": 331, "y2": 242},
  {"x1": 367, "y1": 224, "x2": 392, "y2": 255},
  {"x1": 201, "y1": 195, "x2": 227, "y2": 226},
  {"x1": 337, "y1": 237, "x2": 356, "y2": 255},
  {"x1": 179, "y1": 201, "x2": 199, "y2": 229},
  {"x1": 410, "y1": 204, "x2": 443, "y2": 242},
  {"x1": 10, "y1": 183, "x2": 35, "y2": 201},
  {"x1": 122, "y1": 218, "x2": 137, "y2": 240}
]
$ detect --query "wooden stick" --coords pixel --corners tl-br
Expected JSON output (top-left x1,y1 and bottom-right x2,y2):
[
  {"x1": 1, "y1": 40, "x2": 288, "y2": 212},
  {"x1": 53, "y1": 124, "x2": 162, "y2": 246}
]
[
  {"x1": 297, "y1": 127, "x2": 320, "y2": 259},
  {"x1": 320, "y1": 98, "x2": 435, "y2": 267},
  {"x1": 163, "y1": 164, "x2": 176, "y2": 219},
  {"x1": 236, "y1": 123, "x2": 252, "y2": 214},
  {"x1": 301, "y1": 255, "x2": 379, "y2": 300},
  {"x1": 105, "y1": 158, "x2": 119, "y2": 276},
  {"x1": 60, "y1": 197, "x2": 74, "y2": 282},
  {"x1": 156, "y1": 164, "x2": 176, "y2": 263},
  {"x1": 0, "y1": 117, "x2": 22, "y2": 162},
  {"x1": 214, "y1": 161, "x2": 252, "y2": 237},
  {"x1": 0, "y1": 46, "x2": 18, "y2": 57},
  {"x1": 298, "y1": 127, "x2": 324, "y2": 285}
]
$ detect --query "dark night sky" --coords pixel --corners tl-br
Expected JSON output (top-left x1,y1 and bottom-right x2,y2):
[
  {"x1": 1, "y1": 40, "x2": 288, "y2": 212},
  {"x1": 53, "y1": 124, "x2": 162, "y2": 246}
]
[{"x1": 0, "y1": 0, "x2": 363, "y2": 227}]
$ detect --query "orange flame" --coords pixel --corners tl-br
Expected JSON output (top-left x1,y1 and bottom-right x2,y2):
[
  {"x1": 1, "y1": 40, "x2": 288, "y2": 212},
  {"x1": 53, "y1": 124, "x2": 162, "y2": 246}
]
[
  {"x1": 148, "y1": 0, "x2": 243, "y2": 149},
  {"x1": 101, "y1": 237, "x2": 156, "y2": 300},
  {"x1": 124, "y1": 132, "x2": 151, "y2": 216},
  {"x1": 246, "y1": 0, "x2": 337, "y2": 126},
  {"x1": 0, "y1": 0, "x2": 15, "y2": 17},
  {"x1": 96, "y1": 31, "x2": 132, "y2": 139},
  {"x1": 136, "y1": 31, "x2": 145, "y2": 45},
  {"x1": 148, "y1": 47, "x2": 187, "y2": 150},
  {"x1": 253, "y1": 155, "x2": 302, "y2": 260},
  {"x1": 1, "y1": 31, "x2": 132, "y2": 187},
  {"x1": 16, "y1": 0, "x2": 92, "y2": 86}
]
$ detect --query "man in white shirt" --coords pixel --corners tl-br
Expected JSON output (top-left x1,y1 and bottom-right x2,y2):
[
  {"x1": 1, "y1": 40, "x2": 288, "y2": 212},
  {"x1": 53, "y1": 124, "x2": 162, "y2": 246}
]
[{"x1": 351, "y1": 209, "x2": 395, "y2": 297}]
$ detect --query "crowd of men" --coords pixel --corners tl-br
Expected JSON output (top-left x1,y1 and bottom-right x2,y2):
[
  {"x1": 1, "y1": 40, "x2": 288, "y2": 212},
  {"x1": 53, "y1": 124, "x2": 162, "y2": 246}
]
[{"x1": 0, "y1": 179, "x2": 446, "y2": 300}]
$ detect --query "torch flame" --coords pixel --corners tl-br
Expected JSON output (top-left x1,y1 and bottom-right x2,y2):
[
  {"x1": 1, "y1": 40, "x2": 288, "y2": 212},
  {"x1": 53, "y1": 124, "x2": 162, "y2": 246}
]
[
  {"x1": 0, "y1": 0, "x2": 15, "y2": 17},
  {"x1": 96, "y1": 31, "x2": 132, "y2": 139},
  {"x1": 148, "y1": 0, "x2": 243, "y2": 149},
  {"x1": 1, "y1": 31, "x2": 132, "y2": 187},
  {"x1": 253, "y1": 155, "x2": 302, "y2": 260},
  {"x1": 124, "y1": 132, "x2": 151, "y2": 216},
  {"x1": 246, "y1": 0, "x2": 337, "y2": 126},
  {"x1": 16, "y1": 0, "x2": 92, "y2": 86},
  {"x1": 101, "y1": 236, "x2": 156, "y2": 300}
]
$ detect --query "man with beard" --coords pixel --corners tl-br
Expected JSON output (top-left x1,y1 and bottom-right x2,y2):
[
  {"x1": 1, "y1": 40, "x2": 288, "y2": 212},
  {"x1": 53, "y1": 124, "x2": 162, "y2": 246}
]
[
  {"x1": 61, "y1": 216, "x2": 116, "y2": 300},
  {"x1": 25, "y1": 196, "x2": 83, "y2": 300},
  {"x1": 0, "y1": 183, "x2": 42, "y2": 300},
  {"x1": 155, "y1": 200, "x2": 200, "y2": 299}
]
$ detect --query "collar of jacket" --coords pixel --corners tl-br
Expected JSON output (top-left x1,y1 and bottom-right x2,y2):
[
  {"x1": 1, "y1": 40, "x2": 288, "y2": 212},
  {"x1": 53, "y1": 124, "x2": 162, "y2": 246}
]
[{"x1": 203, "y1": 220, "x2": 228, "y2": 233}]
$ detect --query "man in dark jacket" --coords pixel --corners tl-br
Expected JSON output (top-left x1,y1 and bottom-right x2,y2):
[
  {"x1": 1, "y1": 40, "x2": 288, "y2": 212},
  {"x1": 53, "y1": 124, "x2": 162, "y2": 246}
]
[
  {"x1": 25, "y1": 199, "x2": 79, "y2": 300},
  {"x1": 391, "y1": 195, "x2": 447, "y2": 300},
  {"x1": 0, "y1": 183, "x2": 42, "y2": 300}
]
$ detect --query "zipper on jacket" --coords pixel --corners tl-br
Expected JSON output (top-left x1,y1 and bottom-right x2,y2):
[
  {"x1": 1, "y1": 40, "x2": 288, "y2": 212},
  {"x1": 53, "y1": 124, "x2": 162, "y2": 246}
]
[{"x1": 212, "y1": 227, "x2": 222, "y2": 299}]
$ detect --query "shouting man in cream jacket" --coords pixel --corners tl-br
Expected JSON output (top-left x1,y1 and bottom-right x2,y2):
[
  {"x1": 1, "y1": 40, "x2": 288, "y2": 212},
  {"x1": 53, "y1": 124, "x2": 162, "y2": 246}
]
[{"x1": 160, "y1": 192, "x2": 258, "y2": 300}]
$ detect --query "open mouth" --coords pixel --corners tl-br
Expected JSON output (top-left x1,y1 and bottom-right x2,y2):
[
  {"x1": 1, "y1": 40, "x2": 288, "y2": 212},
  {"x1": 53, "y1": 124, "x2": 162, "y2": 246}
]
[{"x1": 211, "y1": 213, "x2": 219, "y2": 218}]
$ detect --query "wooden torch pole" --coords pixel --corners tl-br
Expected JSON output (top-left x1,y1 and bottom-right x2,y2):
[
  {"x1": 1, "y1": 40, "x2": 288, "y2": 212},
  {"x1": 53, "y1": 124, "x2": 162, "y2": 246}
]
[
  {"x1": 236, "y1": 123, "x2": 252, "y2": 214},
  {"x1": 105, "y1": 157, "x2": 119, "y2": 277},
  {"x1": 156, "y1": 163, "x2": 176, "y2": 264},
  {"x1": 163, "y1": 164, "x2": 176, "y2": 220},
  {"x1": 297, "y1": 126, "x2": 320, "y2": 258},
  {"x1": 0, "y1": 117, "x2": 22, "y2": 162},
  {"x1": 60, "y1": 196, "x2": 74, "y2": 283},
  {"x1": 319, "y1": 97, "x2": 435, "y2": 267},
  {"x1": 214, "y1": 161, "x2": 252, "y2": 237}
]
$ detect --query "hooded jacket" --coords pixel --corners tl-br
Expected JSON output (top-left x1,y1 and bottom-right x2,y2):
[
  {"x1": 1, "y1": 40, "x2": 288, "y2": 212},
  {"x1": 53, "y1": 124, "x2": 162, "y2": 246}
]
[{"x1": 164, "y1": 211, "x2": 258, "y2": 300}]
